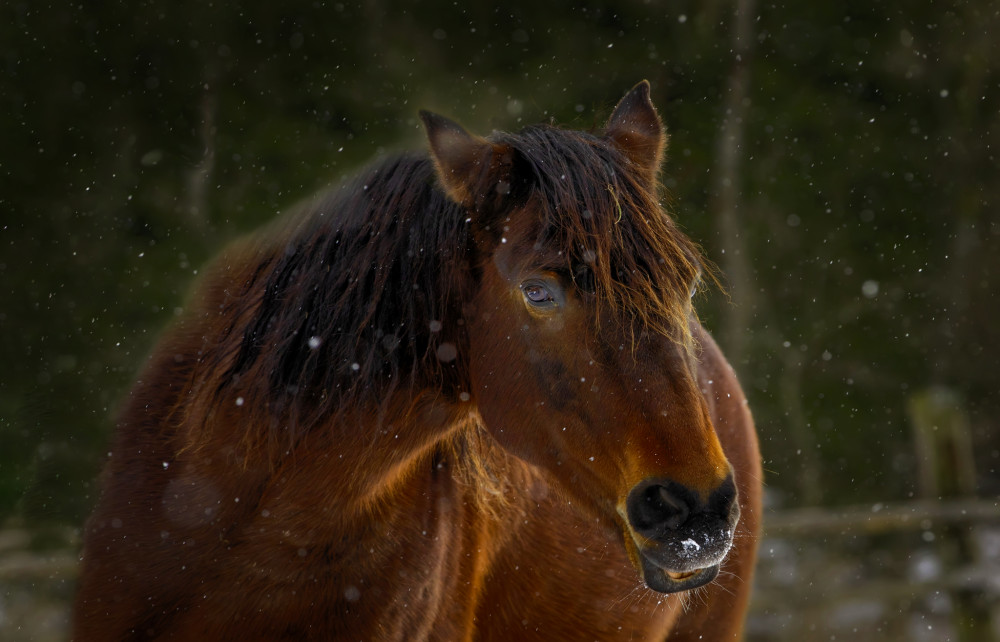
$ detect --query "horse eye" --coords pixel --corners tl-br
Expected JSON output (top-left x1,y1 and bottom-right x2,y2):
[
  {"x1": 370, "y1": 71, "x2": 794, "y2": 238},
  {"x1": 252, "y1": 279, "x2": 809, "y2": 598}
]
[{"x1": 523, "y1": 283, "x2": 554, "y2": 305}]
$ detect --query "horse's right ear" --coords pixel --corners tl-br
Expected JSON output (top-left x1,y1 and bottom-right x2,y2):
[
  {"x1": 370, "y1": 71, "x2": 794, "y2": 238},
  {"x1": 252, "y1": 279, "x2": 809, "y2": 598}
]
[{"x1": 420, "y1": 111, "x2": 512, "y2": 208}]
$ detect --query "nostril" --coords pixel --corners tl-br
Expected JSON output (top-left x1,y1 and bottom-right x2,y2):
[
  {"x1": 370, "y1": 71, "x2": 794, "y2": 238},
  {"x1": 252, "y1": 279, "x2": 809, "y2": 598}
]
[
  {"x1": 654, "y1": 486, "x2": 689, "y2": 530},
  {"x1": 628, "y1": 481, "x2": 693, "y2": 536},
  {"x1": 709, "y1": 475, "x2": 740, "y2": 523}
]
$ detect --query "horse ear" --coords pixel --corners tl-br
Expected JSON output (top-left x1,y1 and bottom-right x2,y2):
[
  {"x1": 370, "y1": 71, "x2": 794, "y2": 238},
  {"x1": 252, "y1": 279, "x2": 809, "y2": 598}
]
[
  {"x1": 605, "y1": 80, "x2": 667, "y2": 180},
  {"x1": 420, "y1": 110, "x2": 508, "y2": 207}
]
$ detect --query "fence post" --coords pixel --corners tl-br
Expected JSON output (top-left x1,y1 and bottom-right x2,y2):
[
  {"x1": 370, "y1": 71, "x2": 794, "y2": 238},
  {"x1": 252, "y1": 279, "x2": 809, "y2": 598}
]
[{"x1": 908, "y1": 386, "x2": 993, "y2": 641}]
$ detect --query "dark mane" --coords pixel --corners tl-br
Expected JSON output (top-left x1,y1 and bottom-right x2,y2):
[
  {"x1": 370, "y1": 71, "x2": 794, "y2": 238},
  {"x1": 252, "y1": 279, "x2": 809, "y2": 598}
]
[
  {"x1": 198, "y1": 154, "x2": 473, "y2": 445},
  {"x1": 493, "y1": 125, "x2": 703, "y2": 343},
  {"x1": 188, "y1": 124, "x2": 703, "y2": 449}
]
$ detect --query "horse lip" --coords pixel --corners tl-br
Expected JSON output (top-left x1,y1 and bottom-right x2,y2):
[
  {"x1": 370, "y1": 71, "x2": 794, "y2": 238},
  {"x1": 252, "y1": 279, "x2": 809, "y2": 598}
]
[
  {"x1": 627, "y1": 525, "x2": 734, "y2": 572},
  {"x1": 665, "y1": 570, "x2": 698, "y2": 581},
  {"x1": 638, "y1": 552, "x2": 719, "y2": 593}
]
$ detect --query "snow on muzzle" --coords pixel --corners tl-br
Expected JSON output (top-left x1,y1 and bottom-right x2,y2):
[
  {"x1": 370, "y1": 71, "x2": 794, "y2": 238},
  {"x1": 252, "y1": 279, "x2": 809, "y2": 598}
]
[{"x1": 623, "y1": 475, "x2": 740, "y2": 593}]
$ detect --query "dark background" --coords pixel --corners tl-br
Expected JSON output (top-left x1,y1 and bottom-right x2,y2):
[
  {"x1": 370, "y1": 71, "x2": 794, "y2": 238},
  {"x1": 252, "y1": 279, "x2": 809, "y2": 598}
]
[{"x1": 2, "y1": 0, "x2": 998, "y2": 639}]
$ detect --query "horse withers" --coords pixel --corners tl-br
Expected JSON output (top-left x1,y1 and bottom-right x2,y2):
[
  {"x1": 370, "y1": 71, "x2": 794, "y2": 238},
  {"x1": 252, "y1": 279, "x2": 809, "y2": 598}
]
[{"x1": 74, "y1": 81, "x2": 761, "y2": 641}]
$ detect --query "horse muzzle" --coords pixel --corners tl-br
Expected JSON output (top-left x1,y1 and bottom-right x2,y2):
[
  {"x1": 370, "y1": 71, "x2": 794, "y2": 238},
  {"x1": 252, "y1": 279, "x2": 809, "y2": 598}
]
[{"x1": 623, "y1": 475, "x2": 740, "y2": 593}]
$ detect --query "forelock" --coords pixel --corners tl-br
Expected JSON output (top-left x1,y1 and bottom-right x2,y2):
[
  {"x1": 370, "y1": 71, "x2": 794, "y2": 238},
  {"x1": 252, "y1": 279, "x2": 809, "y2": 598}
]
[{"x1": 494, "y1": 124, "x2": 704, "y2": 347}]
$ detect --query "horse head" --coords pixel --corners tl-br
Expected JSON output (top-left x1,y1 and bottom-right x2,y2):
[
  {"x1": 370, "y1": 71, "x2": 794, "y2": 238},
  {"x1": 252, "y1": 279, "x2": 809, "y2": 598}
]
[{"x1": 421, "y1": 81, "x2": 739, "y2": 593}]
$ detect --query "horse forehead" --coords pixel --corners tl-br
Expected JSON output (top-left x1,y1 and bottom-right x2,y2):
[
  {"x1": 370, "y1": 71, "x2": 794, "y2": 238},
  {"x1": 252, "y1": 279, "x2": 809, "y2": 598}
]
[
  {"x1": 490, "y1": 238, "x2": 557, "y2": 284},
  {"x1": 489, "y1": 212, "x2": 562, "y2": 276}
]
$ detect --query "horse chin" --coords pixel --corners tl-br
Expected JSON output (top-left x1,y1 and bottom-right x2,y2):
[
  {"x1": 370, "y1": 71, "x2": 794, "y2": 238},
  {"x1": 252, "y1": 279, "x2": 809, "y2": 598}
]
[{"x1": 638, "y1": 553, "x2": 720, "y2": 594}]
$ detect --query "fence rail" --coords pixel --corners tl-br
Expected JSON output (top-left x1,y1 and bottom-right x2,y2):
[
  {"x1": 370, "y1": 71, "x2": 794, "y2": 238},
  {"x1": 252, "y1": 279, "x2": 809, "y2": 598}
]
[{"x1": 763, "y1": 497, "x2": 1000, "y2": 536}]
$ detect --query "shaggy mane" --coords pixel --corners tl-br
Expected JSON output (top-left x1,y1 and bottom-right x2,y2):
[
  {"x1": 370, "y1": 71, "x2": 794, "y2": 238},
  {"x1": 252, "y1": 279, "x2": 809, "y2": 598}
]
[{"x1": 181, "y1": 124, "x2": 704, "y2": 454}]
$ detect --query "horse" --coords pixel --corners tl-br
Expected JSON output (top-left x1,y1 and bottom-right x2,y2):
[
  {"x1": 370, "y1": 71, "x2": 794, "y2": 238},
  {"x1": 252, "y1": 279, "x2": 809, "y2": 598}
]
[{"x1": 73, "y1": 81, "x2": 761, "y2": 641}]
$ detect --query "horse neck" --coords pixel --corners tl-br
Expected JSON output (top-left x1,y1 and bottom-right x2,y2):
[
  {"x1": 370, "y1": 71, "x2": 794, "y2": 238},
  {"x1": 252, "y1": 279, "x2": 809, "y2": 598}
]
[
  {"x1": 288, "y1": 392, "x2": 467, "y2": 509},
  {"x1": 336, "y1": 398, "x2": 532, "y2": 508},
  {"x1": 295, "y1": 394, "x2": 535, "y2": 537}
]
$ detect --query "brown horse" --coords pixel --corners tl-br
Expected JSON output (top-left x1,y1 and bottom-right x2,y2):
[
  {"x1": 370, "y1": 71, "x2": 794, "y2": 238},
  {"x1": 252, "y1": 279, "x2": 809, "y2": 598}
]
[{"x1": 73, "y1": 81, "x2": 761, "y2": 641}]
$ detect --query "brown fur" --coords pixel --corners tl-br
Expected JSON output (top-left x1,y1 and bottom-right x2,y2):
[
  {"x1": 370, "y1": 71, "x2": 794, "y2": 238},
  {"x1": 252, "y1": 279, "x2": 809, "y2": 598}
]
[{"x1": 73, "y1": 82, "x2": 761, "y2": 641}]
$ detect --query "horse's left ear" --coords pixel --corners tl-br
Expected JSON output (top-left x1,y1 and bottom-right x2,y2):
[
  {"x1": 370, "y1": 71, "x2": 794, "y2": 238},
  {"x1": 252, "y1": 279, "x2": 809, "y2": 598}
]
[
  {"x1": 420, "y1": 110, "x2": 513, "y2": 209},
  {"x1": 605, "y1": 80, "x2": 667, "y2": 180}
]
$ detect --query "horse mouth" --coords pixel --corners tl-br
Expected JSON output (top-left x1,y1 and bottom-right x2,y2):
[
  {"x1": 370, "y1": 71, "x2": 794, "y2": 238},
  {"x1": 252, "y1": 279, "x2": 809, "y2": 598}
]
[
  {"x1": 639, "y1": 553, "x2": 720, "y2": 593},
  {"x1": 627, "y1": 525, "x2": 733, "y2": 594},
  {"x1": 666, "y1": 570, "x2": 697, "y2": 581}
]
